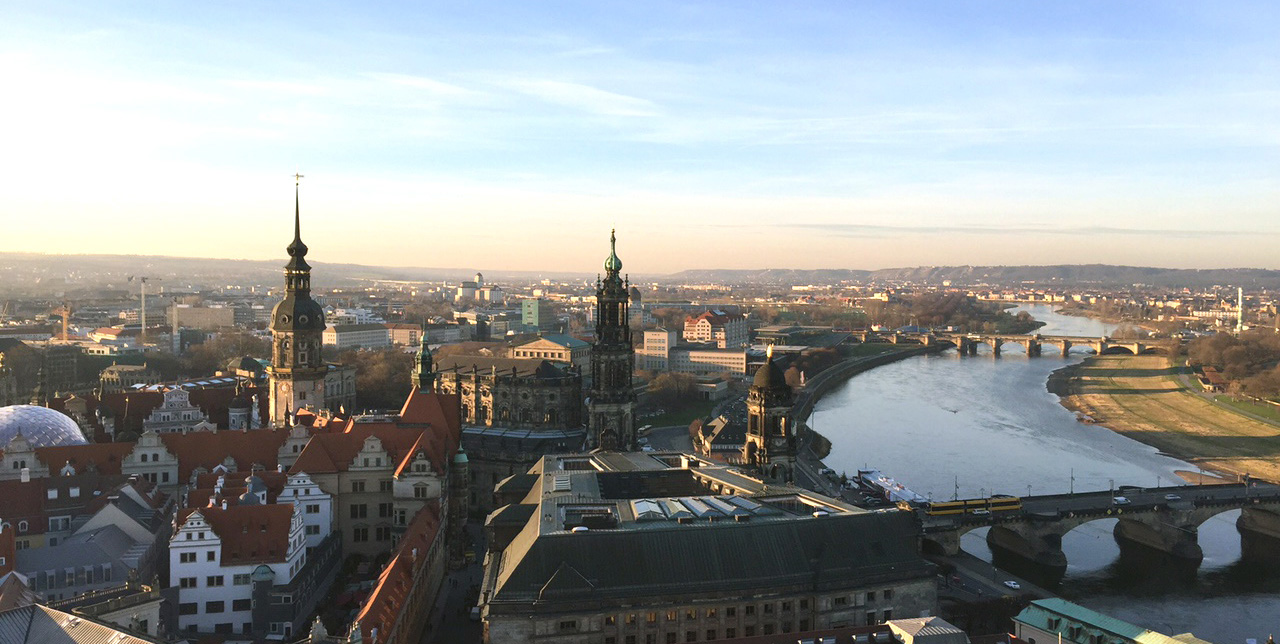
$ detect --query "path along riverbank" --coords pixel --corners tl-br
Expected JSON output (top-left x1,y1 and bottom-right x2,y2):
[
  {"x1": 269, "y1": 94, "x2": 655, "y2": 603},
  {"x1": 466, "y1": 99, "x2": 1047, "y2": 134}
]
[{"x1": 1048, "y1": 353, "x2": 1280, "y2": 483}]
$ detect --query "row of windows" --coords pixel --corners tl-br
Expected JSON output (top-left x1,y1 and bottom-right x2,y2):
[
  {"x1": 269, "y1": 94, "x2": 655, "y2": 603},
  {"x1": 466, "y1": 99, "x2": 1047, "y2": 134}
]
[
  {"x1": 178, "y1": 598, "x2": 252, "y2": 615},
  {"x1": 351, "y1": 526, "x2": 393, "y2": 542},
  {"x1": 178, "y1": 574, "x2": 250, "y2": 588},
  {"x1": 178, "y1": 551, "x2": 217, "y2": 563},
  {"x1": 349, "y1": 479, "x2": 395, "y2": 492}
]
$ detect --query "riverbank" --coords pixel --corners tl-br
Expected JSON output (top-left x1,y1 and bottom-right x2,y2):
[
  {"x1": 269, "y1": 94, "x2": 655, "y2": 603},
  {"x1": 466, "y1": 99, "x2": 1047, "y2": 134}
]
[{"x1": 1049, "y1": 354, "x2": 1280, "y2": 483}]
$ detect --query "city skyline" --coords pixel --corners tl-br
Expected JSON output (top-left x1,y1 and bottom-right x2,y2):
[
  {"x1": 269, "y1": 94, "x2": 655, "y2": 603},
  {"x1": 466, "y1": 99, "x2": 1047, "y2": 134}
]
[{"x1": 3, "y1": 2, "x2": 1278, "y2": 271}]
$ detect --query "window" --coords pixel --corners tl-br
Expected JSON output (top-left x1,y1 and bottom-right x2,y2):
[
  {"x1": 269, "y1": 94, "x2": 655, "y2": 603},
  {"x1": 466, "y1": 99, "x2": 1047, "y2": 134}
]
[
  {"x1": 179, "y1": 603, "x2": 197, "y2": 615},
  {"x1": 380, "y1": 480, "x2": 393, "y2": 492},
  {"x1": 883, "y1": 609, "x2": 893, "y2": 621},
  {"x1": 351, "y1": 480, "x2": 365, "y2": 493},
  {"x1": 726, "y1": 628, "x2": 736, "y2": 639},
  {"x1": 179, "y1": 577, "x2": 197, "y2": 588},
  {"x1": 234, "y1": 574, "x2": 250, "y2": 585},
  {"x1": 726, "y1": 607, "x2": 736, "y2": 618},
  {"x1": 206, "y1": 551, "x2": 216, "y2": 561},
  {"x1": 666, "y1": 610, "x2": 678, "y2": 621},
  {"x1": 179, "y1": 552, "x2": 196, "y2": 563},
  {"x1": 17, "y1": 521, "x2": 27, "y2": 533},
  {"x1": 833, "y1": 596, "x2": 848, "y2": 607},
  {"x1": 47, "y1": 489, "x2": 57, "y2": 500},
  {"x1": 207, "y1": 575, "x2": 224, "y2": 587},
  {"x1": 865, "y1": 611, "x2": 876, "y2": 626},
  {"x1": 706, "y1": 608, "x2": 717, "y2": 618},
  {"x1": 350, "y1": 504, "x2": 367, "y2": 519},
  {"x1": 353, "y1": 527, "x2": 368, "y2": 542},
  {"x1": 745, "y1": 626, "x2": 755, "y2": 637},
  {"x1": 375, "y1": 526, "x2": 391, "y2": 541},
  {"x1": 305, "y1": 504, "x2": 320, "y2": 514},
  {"x1": 306, "y1": 525, "x2": 320, "y2": 535},
  {"x1": 883, "y1": 589, "x2": 893, "y2": 600},
  {"x1": 866, "y1": 591, "x2": 876, "y2": 603},
  {"x1": 763, "y1": 624, "x2": 776, "y2": 635},
  {"x1": 69, "y1": 487, "x2": 80, "y2": 498},
  {"x1": 379, "y1": 503, "x2": 393, "y2": 518},
  {"x1": 625, "y1": 637, "x2": 636, "y2": 644},
  {"x1": 781, "y1": 601, "x2": 791, "y2": 613},
  {"x1": 558, "y1": 620, "x2": 577, "y2": 632},
  {"x1": 667, "y1": 634, "x2": 677, "y2": 644},
  {"x1": 706, "y1": 629, "x2": 717, "y2": 640},
  {"x1": 206, "y1": 601, "x2": 225, "y2": 614},
  {"x1": 414, "y1": 486, "x2": 428, "y2": 499},
  {"x1": 626, "y1": 614, "x2": 637, "y2": 626},
  {"x1": 606, "y1": 616, "x2": 616, "y2": 626},
  {"x1": 745, "y1": 605, "x2": 755, "y2": 616},
  {"x1": 763, "y1": 603, "x2": 774, "y2": 614},
  {"x1": 800, "y1": 599, "x2": 809, "y2": 610},
  {"x1": 647, "y1": 612, "x2": 658, "y2": 624}
]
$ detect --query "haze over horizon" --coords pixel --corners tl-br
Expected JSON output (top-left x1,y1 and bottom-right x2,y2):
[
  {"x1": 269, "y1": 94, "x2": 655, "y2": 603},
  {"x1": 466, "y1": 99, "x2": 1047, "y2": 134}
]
[{"x1": 3, "y1": 2, "x2": 1277, "y2": 272}]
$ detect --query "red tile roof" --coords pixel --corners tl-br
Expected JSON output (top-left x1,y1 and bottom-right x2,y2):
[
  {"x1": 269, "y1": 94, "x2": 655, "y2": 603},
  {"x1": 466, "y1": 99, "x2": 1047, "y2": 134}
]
[
  {"x1": 0, "y1": 480, "x2": 45, "y2": 536},
  {"x1": 353, "y1": 502, "x2": 442, "y2": 644},
  {"x1": 176, "y1": 504, "x2": 296, "y2": 566},
  {"x1": 32, "y1": 442, "x2": 135, "y2": 476},
  {"x1": 160, "y1": 429, "x2": 290, "y2": 481}
]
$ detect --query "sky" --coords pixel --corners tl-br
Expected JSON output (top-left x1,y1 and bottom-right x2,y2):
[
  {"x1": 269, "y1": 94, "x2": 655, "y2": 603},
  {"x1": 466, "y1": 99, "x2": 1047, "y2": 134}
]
[{"x1": 1, "y1": 2, "x2": 1278, "y2": 274}]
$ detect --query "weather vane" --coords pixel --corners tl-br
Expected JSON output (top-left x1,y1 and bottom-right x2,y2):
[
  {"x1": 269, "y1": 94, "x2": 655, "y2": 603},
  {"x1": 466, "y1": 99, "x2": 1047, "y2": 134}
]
[{"x1": 294, "y1": 172, "x2": 304, "y2": 185}]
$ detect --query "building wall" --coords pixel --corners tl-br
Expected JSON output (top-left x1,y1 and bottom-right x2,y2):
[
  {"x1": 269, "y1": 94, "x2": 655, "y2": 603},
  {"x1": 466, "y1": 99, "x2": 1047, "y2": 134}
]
[
  {"x1": 436, "y1": 371, "x2": 582, "y2": 430},
  {"x1": 485, "y1": 577, "x2": 935, "y2": 644}
]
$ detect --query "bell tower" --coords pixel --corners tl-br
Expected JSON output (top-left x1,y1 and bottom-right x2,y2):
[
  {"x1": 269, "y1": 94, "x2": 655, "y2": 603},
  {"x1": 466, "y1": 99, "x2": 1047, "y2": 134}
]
[
  {"x1": 413, "y1": 325, "x2": 435, "y2": 392},
  {"x1": 743, "y1": 346, "x2": 796, "y2": 482},
  {"x1": 588, "y1": 230, "x2": 637, "y2": 451},
  {"x1": 267, "y1": 175, "x2": 328, "y2": 426}
]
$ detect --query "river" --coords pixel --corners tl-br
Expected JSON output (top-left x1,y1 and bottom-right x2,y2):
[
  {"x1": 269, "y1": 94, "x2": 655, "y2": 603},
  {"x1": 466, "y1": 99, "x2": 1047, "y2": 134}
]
[{"x1": 812, "y1": 304, "x2": 1279, "y2": 642}]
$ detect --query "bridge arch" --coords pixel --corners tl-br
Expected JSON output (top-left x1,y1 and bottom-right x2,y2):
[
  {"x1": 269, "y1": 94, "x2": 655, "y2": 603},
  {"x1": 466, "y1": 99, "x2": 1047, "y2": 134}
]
[{"x1": 1100, "y1": 345, "x2": 1136, "y2": 355}]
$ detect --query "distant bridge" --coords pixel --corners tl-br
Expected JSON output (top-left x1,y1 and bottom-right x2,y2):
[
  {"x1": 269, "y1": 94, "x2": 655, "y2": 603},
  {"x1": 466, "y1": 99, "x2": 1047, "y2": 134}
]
[
  {"x1": 918, "y1": 482, "x2": 1280, "y2": 569},
  {"x1": 854, "y1": 330, "x2": 1174, "y2": 356}
]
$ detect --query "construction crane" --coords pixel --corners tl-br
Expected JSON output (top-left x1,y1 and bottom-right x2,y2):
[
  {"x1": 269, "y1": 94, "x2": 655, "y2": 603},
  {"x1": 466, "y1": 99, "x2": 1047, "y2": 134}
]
[{"x1": 50, "y1": 302, "x2": 72, "y2": 341}]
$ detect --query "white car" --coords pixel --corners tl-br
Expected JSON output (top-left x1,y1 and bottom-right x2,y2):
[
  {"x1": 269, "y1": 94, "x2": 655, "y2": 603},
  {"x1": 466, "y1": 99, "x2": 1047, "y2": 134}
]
[
  {"x1": 1164, "y1": 493, "x2": 1182, "y2": 502},
  {"x1": 1113, "y1": 496, "x2": 1131, "y2": 505},
  {"x1": 1003, "y1": 581, "x2": 1021, "y2": 590}
]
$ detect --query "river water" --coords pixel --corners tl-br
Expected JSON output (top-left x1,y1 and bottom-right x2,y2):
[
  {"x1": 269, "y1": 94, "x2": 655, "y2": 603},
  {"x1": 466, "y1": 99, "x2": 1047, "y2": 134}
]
[{"x1": 813, "y1": 304, "x2": 1279, "y2": 642}]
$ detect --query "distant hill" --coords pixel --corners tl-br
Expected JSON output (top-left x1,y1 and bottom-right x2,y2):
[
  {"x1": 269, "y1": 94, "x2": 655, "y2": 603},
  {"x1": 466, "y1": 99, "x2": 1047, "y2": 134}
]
[{"x1": 665, "y1": 265, "x2": 1280, "y2": 289}]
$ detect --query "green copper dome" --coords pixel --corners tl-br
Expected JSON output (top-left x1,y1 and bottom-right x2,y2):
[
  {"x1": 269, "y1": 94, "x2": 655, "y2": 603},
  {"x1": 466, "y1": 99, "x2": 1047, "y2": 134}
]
[{"x1": 604, "y1": 229, "x2": 622, "y2": 273}]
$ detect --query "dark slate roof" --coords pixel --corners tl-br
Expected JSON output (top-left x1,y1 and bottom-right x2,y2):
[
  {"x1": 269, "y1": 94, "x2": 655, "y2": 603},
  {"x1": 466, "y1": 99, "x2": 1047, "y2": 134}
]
[
  {"x1": 436, "y1": 356, "x2": 572, "y2": 380},
  {"x1": 492, "y1": 510, "x2": 930, "y2": 606}
]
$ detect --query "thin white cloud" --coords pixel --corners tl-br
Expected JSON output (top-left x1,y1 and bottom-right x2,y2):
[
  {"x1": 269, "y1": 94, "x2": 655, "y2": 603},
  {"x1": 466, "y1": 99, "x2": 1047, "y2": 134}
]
[
  {"x1": 502, "y1": 79, "x2": 660, "y2": 117},
  {"x1": 366, "y1": 72, "x2": 478, "y2": 97}
]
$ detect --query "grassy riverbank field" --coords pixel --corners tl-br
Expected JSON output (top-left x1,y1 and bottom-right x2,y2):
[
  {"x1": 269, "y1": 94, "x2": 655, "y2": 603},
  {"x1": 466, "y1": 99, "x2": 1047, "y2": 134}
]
[{"x1": 1052, "y1": 354, "x2": 1280, "y2": 482}]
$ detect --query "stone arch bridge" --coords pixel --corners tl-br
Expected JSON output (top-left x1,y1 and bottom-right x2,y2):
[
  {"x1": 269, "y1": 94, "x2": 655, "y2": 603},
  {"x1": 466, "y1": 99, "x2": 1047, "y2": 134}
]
[
  {"x1": 853, "y1": 330, "x2": 1173, "y2": 356},
  {"x1": 919, "y1": 482, "x2": 1280, "y2": 569}
]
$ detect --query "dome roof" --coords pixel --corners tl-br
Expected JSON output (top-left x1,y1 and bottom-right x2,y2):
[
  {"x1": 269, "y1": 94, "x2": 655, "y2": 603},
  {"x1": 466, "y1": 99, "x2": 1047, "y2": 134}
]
[
  {"x1": 604, "y1": 230, "x2": 623, "y2": 273},
  {"x1": 0, "y1": 405, "x2": 88, "y2": 448},
  {"x1": 753, "y1": 358, "x2": 786, "y2": 389}
]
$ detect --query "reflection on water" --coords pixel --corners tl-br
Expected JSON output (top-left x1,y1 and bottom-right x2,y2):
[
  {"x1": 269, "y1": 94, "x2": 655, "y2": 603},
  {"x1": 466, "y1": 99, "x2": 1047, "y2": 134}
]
[{"x1": 814, "y1": 305, "x2": 1280, "y2": 642}]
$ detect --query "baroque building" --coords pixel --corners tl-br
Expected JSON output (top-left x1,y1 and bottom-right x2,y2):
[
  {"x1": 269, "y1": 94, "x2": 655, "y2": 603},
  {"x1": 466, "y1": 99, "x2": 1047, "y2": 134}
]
[
  {"x1": 268, "y1": 179, "x2": 329, "y2": 426},
  {"x1": 587, "y1": 230, "x2": 637, "y2": 451},
  {"x1": 742, "y1": 346, "x2": 797, "y2": 483}
]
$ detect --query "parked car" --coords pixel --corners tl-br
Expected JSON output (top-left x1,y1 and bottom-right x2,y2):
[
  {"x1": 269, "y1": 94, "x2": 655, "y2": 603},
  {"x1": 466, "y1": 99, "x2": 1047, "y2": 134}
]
[
  {"x1": 1003, "y1": 580, "x2": 1021, "y2": 590},
  {"x1": 970, "y1": 509, "x2": 991, "y2": 516},
  {"x1": 1164, "y1": 493, "x2": 1182, "y2": 501},
  {"x1": 1113, "y1": 496, "x2": 1131, "y2": 505}
]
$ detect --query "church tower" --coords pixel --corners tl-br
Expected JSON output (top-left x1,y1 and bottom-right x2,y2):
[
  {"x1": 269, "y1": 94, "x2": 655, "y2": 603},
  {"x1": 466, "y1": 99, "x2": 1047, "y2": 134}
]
[
  {"x1": 268, "y1": 176, "x2": 328, "y2": 426},
  {"x1": 413, "y1": 325, "x2": 435, "y2": 392},
  {"x1": 742, "y1": 346, "x2": 796, "y2": 483},
  {"x1": 588, "y1": 230, "x2": 637, "y2": 451}
]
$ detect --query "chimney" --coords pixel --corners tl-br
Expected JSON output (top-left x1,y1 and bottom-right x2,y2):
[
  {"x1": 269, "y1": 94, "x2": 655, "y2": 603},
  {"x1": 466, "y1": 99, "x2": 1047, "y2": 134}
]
[{"x1": 20, "y1": 467, "x2": 29, "y2": 483}]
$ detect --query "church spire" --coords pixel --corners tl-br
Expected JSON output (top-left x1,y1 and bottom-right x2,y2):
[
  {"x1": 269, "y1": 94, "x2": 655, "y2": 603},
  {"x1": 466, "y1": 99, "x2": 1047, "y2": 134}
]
[
  {"x1": 286, "y1": 173, "x2": 310, "y2": 273},
  {"x1": 414, "y1": 325, "x2": 435, "y2": 391}
]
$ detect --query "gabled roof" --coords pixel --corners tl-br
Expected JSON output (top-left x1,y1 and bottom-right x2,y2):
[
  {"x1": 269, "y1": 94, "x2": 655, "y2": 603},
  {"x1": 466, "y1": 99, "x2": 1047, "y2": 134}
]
[
  {"x1": 159, "y1": 428, "x2": 289, "y2": 480},
  {"x1": 176, "y1": 504, "x2": 295, "y2": 566},
  {"x1": 352, "y1": 503, "x2": 442, "y2": 644},
  {"x1": 0, "y1": 603, "x2": 162, "y2": 644},
  {"x1": 30, "y1": 442, "x2": 135, "y2": 476}
]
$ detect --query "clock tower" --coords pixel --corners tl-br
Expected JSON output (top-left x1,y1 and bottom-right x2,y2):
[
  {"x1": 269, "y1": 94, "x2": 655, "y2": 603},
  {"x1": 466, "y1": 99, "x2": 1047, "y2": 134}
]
[
  {"x1": 742, "y1": 346, "x2": 796, "y2": 483},
  {"x1": 268, "y1": 176, "x2": 328, "y2": 426},
  {"x1": 588, "y1": 230, "x2": 637, "y2": 451}
]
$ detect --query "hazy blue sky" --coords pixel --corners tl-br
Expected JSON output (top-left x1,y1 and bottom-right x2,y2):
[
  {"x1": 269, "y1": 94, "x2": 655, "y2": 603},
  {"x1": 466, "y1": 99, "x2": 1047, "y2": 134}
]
[{"x1": 2, "y1": 2, "x2": 1277, "y2": 273}]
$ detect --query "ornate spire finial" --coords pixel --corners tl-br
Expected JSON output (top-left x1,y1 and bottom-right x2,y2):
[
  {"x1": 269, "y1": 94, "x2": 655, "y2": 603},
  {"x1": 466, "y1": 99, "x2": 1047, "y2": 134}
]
[{"x1": 286, "y1": 173, "x2": 310, "y2": 268}]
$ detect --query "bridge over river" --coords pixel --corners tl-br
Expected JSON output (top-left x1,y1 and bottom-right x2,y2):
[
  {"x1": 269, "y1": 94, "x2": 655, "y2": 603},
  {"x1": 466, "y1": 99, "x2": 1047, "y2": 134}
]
[
  {"x1": 855, "y1": 330, "x2": 1173, "y2": 356},
  {"x1": 918, "y1": 481, "x2": 1280, "y2": 570}
]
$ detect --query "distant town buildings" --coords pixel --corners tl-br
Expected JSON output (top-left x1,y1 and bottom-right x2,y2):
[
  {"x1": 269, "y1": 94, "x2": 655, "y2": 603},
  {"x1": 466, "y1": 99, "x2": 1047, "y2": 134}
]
[{"x1": 684, "y1": 310, "x2": 749, "y2": 348}]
